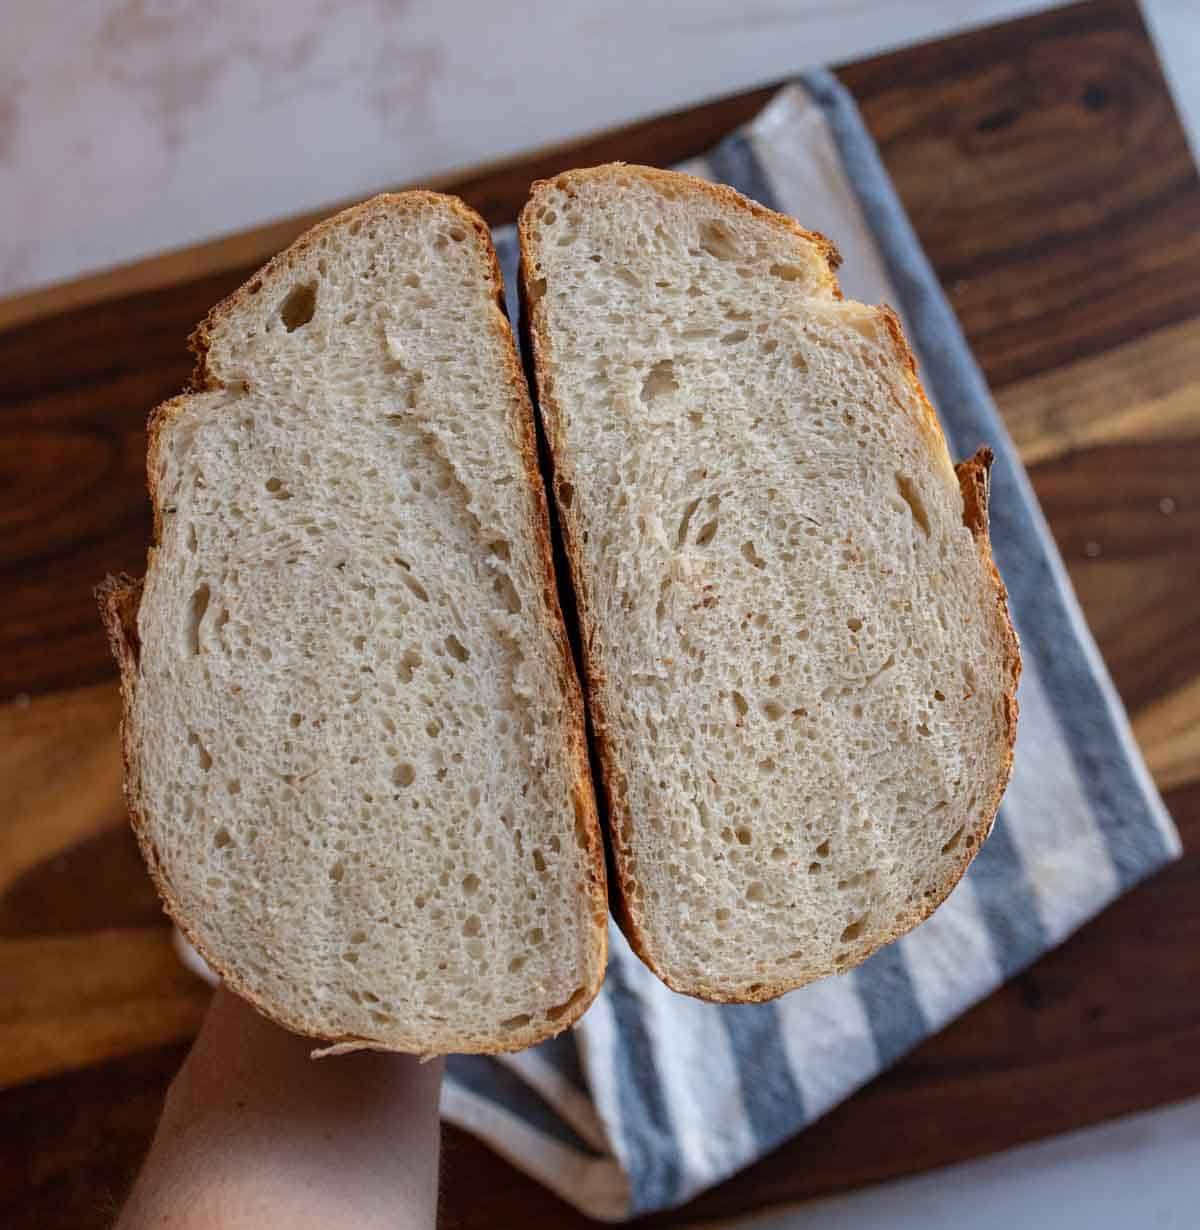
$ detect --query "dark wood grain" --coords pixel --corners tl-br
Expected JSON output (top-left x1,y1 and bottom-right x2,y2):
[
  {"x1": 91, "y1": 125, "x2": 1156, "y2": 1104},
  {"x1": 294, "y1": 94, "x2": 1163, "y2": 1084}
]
[
  {"x1": 839, "y1": 0, "x2": 1200, "y2": 389},
  {"x1": 0, "y1": 1043, "x2": 191, "y2": 1230},
  {"x1": 2, "y1": 0, "x2": 1198, "y2": 1226}
]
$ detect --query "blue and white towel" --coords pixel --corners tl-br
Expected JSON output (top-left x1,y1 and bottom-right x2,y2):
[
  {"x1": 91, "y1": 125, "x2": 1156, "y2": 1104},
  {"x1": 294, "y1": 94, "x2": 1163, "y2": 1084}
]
[{"x1": 439, "y1": 72, "x2": 1182, "y2": 1220}]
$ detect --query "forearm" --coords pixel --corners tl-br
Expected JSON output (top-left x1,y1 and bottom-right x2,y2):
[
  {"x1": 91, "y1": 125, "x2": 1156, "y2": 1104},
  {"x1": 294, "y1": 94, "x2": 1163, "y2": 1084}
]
[{"x1": 117, "y1": 988, "x2": 443, "y2": 1230}]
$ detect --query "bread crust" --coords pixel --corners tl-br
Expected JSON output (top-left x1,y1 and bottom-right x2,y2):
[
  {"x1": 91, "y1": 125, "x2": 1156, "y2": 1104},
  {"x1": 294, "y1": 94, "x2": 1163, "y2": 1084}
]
[
  {"x1": 519, "y1": 164, "x2": 1021, "y2": 1002},
  {"x1": 99, "y1": 192, "x2": 607, "y2": 1054}
]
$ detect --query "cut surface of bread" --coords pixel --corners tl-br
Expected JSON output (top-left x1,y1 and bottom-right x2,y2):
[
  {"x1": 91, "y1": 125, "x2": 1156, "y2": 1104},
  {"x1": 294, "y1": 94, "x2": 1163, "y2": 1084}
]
[
  {"x1": 100, "y1": 192, "x2": 607, "y2": 1053},
  {"x1": 519, "y1": 165, "x2": 1020, "y2": 1001}
]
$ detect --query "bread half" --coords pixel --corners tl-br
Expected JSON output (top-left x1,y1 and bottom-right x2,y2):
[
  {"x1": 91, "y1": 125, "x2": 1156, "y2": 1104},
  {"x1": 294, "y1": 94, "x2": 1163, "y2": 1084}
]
[
  {"x1": 100, "y1": 193, "x2": 607, "y2": 1053},
  {"x1": 519, "y1": 165, "x2": 1020, "y2": 1001}
]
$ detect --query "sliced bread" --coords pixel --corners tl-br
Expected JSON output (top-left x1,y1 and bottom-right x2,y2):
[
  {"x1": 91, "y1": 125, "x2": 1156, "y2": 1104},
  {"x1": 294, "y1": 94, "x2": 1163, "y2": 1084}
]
[
  {"x1": 519, "y1": 165, "x2": 1020, "y2": 1001},
  {"x1": 100, "y1": 192, "x2": 607, "y2": 1053}
]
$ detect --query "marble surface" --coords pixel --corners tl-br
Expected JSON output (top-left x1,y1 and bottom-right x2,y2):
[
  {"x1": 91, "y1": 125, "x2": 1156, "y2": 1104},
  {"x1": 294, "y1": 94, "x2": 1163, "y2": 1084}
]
[
  {"x1": 2, "y1": 0, "x2": 1197, "y2": 298},
  {"x1": 5, "y1": 3, "x2": 1199, "y2": 1227}
]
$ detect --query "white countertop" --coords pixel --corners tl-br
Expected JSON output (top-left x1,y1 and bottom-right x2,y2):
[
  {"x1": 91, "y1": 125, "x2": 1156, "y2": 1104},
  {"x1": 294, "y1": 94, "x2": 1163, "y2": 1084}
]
[
  {"x1": 5, "y1": 3, "x2": 1198, "y2": 1226},
  {"x1": 2, "y1": 0, "x2": 1197, "y2": 299},
  {"x1": 710, "y1": 1094, "x2": 1200, "y2": 1230}
]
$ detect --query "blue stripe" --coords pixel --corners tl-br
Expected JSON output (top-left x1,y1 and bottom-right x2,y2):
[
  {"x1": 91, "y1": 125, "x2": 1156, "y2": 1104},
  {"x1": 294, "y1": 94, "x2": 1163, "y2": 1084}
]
[
  {"x1": 446, "y1": 1054, "x2": 601, "y2": 1156},
  {"x1": 801, "y1": 68, "x2": 1176, "y2": 887},
  {"x1": 716, "y1": 1003, "x2": 806, "y2": 1153},
  {"x1": 965, "y1": 805, "x2": 1054, "y2": 980},
  {"x1": 851, "y1": 943, "x2": 929, "y2": 1067},
  {"x1": 492, "y1": 227, "x2": 521, "y2": 326},
  {"x1": 706, "y1": 132, "x2": 779, "y2": 212},
  {"x1": 533, "y1": 1028, "x2": 590, "y2": 1096},
  {"x1": 604, "y1": 949, "x2": 684, "y2": 1212}
]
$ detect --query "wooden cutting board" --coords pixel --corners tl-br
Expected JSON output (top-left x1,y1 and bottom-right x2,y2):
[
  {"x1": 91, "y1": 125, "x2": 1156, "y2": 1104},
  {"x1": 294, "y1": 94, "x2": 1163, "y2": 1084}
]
[{"x1": 2, "y1": 0, "x2": 1198, "y2": 1225}]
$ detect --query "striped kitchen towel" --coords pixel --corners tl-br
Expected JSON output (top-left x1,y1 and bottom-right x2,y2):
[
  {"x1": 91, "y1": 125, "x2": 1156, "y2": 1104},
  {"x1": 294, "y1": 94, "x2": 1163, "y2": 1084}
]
[{"x1": 441, "y1": 71, "x2": 1183, "y2": 1219}]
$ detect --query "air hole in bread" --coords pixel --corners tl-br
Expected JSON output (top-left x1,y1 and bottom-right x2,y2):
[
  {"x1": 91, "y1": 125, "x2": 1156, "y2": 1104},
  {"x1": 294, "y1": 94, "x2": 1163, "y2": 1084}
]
[
  {"x1": 816, "y1": 839, "x2": 831, "y2": 858},
  {"x1": 841, "y1": 917, "x2": 867, "y2": 943},
  {"x1": 762, "y1": 700, "x2": 784, "y2": 722},
  {"x1": 641, "y1": 359, "x2": 678, "y2": 403},
  {"x1": 746, "y1": 882, "x2": 766, "y2": 903},
  {"x1": 741, "y1": 540, "x2": 766, "y2": 570},
  {"x1": 486, "y1": 571, "x2": 520, "y2": 615},
  {"x1": 699, "y1": 220, "x2": 738, "y2": 261},
  {"x1": 396, "y1": 569, "x2": 429, "y2": 603},
  {"x1": 676, "y1": 497, "x2": 701, "y2": 546},
  {"x1": 735, "y1": 826, "x2": 753, "y2": 846},
  {"x1": 730, "y1": 690, "x2": 748, "y2": 721},
  {"x1": 396, "y1": 650, "x2": 422, "y2": 683},
  {"x1": 187, "y1": 730, "x2": 212, "y2": 771},
  {"x1": 721, "y1": 329, "x2": 749, "y2": 346},
  {"x1": 695, "y1": 516, "x2": 719, "y2": 547},
  {"x1": 895, "y1": 473, "x2": 931, "y2": 536},
  {"x1": 213, "y1": 827, "x2": 233, "y2": 849},
  {"x1": 329, "y1": 860, "x2": 345, "y2": 883},
  {"x1": 546, "y1": 986, "x2": 587, "y2": 1022},
  {"x1": 393, "y1": 763, "x2": 416, "y2": 788},
  {"x1": 941, "y1": 825, "x2": 965, "y2": 854},
  {"x1": 501, "y1": 1013, "x2": 531, "y2": 1031},
  {"x1": 279, "y1": 282, "x2": 317, "y2": 332},
  {"x1": 185, "y1": 584, "x2": 210, "y2": 655},
  {"x1": 444, "y1": 635, "x2": 470, "y2": 663},
  {"x1": 769, "y1": 262, "x2": 806, "y2": 282},
  {"x1": 558, "y1": 482, "x2": 574, "y2": 509}
]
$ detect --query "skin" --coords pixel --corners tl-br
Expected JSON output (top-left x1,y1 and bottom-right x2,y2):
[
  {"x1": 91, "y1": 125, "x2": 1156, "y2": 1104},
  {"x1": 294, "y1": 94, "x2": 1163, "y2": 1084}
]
[{"x1": 116, "y1": 989, "x2": 443, "y2": 1230}]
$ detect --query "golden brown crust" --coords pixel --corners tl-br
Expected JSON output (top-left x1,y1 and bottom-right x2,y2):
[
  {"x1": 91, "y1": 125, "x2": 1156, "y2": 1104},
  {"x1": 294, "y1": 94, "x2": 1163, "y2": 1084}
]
[
  {"x1": 520, "y1": 164, "x2": 1021, "y2": 1002},
  {"x1": 99, "y1": 192, "x2": 607, "y2": 1054},
  {"x1": 876, "y1": 304, "x2": 949, "y2": 453},
  {"x1": 532, "y1": 162, "x2": 843, "y2": 294}
]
